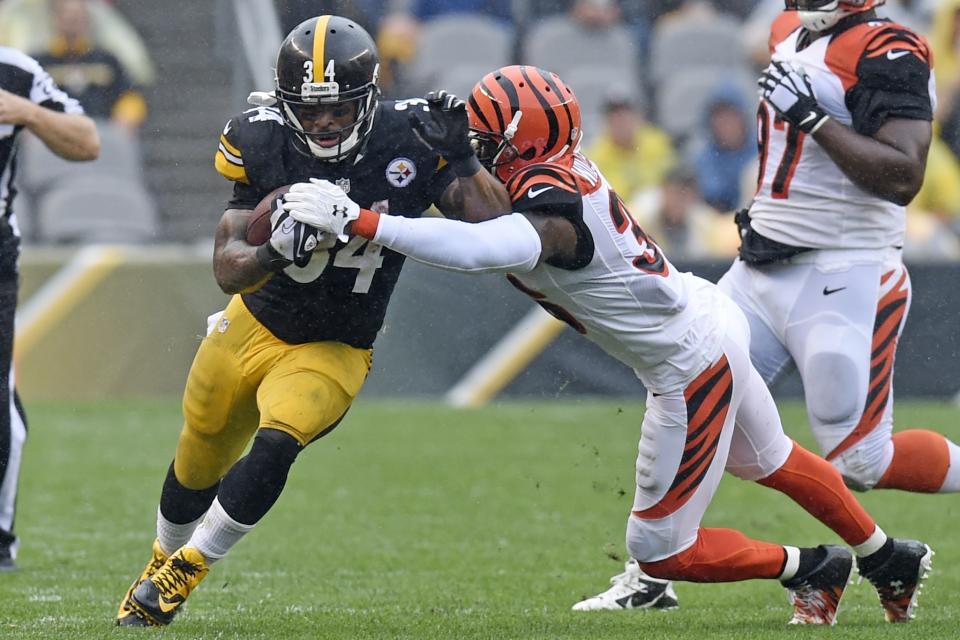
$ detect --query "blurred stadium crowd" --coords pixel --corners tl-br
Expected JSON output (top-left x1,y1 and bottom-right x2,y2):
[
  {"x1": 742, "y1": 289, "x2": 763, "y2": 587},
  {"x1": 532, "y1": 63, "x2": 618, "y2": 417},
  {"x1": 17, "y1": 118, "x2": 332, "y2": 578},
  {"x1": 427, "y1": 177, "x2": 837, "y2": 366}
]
[{"x1": 4, "y1": 0, "x2": 960, "y2": 260}]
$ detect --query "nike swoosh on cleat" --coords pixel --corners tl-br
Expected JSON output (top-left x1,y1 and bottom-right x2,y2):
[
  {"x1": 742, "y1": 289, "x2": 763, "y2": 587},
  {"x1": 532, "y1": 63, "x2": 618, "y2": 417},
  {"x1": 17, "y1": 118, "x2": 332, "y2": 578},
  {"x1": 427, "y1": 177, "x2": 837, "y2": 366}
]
[
  {"x1": 822, "y1": 285, "x2": 846, "y2": 296},
  {"x1": 158, "y1": 594, "x2": 185, "y2": 614},
  {"x1": 886, "y1": 50, "x2": 910, "y2": 60},
  {"x1": 527, "y1": 186, "x2": 554, "y2": 198}
]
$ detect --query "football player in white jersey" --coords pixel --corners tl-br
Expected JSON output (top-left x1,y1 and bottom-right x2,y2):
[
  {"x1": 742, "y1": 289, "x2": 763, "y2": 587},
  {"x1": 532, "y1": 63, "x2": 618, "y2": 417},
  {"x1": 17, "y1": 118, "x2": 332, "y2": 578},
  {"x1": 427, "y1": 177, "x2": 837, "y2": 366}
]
[
  {"x1": 722, "y1": 2, "x2": 960, "y2": 496},
  {"x1": 577, "y1": 0, "x2": 956, "y2": 616},
  {"x1": 282, "y1": 66, "x2": 932, "y2": 625}
]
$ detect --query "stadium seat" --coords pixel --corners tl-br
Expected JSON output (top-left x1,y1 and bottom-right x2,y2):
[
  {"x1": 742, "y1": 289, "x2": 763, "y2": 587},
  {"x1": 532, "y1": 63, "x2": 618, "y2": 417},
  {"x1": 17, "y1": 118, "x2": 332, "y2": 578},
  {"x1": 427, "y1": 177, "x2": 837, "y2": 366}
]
[
  {"x1": 524, "y1": 14, "x2": 637, "y2": 77},
  {"x1": 655, "y1": 67, "x2": 755, "y2": 141},
  {"x1": 560, "y1": 67, "x2": 643, "y2": 145},
  {"x1": 36, "y1": 176, "x2": 158, "y2": 244},
  {"x1": 523, "y1": 15, "x2": 640, "y2": 143},
  {"x1": 408, "y1": 14, "x2": 513, "y2": 97},
  {"x1": 649, "y1": 13, "x2": 746, "y2": 85},
  {"x1": 430, "y1": 63, "x2": 504, "y2": 101},
  {"x1": 18, "y1": 120, "x2": 145, "y2": 195}
]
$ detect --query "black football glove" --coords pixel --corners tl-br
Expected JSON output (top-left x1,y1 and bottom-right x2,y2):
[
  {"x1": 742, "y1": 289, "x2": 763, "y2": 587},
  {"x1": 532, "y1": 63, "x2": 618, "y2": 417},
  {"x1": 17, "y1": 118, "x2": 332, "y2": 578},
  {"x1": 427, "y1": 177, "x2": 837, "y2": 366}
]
[
  {"x1": 409, "y1": 90, "x2": 482, "y2": 177},
  {"x1": 758, "y1": 60, "x2": 830, "y2": 134}
]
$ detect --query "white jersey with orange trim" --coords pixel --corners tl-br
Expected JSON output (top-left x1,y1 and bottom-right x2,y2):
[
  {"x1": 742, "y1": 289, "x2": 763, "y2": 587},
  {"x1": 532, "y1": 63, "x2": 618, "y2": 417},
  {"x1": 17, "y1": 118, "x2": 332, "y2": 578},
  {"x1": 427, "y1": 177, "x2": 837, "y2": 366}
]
[
  {"x1": 505, "y1": 154, "x2": 727, "y2": 393},
  {"x1": 750, "y1": 12, "x2": 935, "y2": 250}
]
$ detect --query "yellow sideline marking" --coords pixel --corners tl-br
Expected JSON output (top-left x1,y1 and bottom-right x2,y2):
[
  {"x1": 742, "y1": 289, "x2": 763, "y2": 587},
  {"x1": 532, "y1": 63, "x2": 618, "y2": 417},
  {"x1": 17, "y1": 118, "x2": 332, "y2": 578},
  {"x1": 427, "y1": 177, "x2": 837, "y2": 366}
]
[
  {"x1": 313, "y1": 15, "x2": 331, "y2": 73},
  {"x1": 445, "y1": 307, "x2": 566, "y2": 408},
  {"x1": 15, "y1": 246, "x2": 127, "y2": 357}
]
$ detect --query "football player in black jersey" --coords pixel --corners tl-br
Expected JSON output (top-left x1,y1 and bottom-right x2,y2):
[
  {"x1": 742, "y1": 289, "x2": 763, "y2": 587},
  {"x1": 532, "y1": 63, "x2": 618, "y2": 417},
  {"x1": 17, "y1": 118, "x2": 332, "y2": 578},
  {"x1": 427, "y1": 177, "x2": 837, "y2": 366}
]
[{"x1": 116, "y1": 15, "x2": 509, "y2": 627}]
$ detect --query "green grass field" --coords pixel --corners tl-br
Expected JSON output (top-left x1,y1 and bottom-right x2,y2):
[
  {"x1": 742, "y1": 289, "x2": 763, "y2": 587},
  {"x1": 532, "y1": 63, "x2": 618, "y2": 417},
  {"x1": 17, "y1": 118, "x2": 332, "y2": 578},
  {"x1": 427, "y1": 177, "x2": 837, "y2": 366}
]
[{"x1": 0, "y1": 399, "x2": 958, "y2": 639}]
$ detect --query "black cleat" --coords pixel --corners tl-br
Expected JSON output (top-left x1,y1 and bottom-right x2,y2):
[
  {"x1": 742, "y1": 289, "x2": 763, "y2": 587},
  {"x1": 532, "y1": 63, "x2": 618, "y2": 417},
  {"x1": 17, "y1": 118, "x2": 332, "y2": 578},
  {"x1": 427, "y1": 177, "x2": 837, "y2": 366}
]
[
  {"x1": 859, "y1": 539, "x2": 933, "y2": 623},
  {"x1": 780, "y1": 545, "x2": 853, "y2": 625}
]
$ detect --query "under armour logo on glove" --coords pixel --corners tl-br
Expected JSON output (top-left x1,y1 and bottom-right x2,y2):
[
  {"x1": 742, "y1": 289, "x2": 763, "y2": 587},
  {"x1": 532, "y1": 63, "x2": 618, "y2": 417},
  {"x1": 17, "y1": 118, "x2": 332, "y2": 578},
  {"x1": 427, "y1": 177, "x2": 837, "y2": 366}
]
[
  {"x1": 758, "y1": 60, "x2": 830, "y2": 134},
  {"x1": 283, "y1": 178, "x2": 360, "y2": 242}
]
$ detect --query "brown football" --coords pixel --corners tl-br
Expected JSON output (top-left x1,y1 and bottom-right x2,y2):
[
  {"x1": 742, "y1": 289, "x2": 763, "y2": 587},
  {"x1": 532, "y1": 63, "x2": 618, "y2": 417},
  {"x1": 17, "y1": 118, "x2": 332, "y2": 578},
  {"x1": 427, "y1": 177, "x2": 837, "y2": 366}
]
[{"x1": 246, "y1": 184, "x2": 292, "y2": 246}]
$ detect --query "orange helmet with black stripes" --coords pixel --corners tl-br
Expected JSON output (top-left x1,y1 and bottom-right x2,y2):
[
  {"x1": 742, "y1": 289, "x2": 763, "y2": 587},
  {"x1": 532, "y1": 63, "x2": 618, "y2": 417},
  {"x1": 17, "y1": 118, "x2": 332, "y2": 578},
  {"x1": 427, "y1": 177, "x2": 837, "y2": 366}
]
[
  {"x1": 785, "y1": 0, "x2": 885, "y2": 32},
  {"x1": 466, "y1": 65, "x2": 582, "y2": 182}
]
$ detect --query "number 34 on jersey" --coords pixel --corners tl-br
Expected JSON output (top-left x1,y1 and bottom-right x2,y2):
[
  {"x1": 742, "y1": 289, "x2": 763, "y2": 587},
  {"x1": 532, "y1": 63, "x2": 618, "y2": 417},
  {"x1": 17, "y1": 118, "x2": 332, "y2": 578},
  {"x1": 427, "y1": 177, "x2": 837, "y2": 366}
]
[{"x1": 282, "y1": 236, "x2": 384, "y2": 293}]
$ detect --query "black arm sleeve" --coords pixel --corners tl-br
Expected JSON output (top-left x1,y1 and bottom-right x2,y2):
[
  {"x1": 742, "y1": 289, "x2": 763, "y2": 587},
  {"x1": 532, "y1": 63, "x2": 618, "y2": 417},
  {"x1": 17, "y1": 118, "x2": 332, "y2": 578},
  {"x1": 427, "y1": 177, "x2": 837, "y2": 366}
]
[{"x1": 846, "y1": 29, "x2": 933, "y2": 136}]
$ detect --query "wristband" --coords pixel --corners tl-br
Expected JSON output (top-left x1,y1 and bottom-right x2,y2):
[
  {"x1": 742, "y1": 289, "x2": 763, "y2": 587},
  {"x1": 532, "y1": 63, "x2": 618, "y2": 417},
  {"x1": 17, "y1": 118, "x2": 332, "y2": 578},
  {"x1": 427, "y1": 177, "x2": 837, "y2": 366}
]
[
  {"x1": 350, "y1": 209, "x2": 381, "y2": 240},
  {"x1": 255, "y1": 242, "x2": 292, "y2": 272},
  {"x1": 806, "y1": 113, "x2": 830, "y2": 135}
]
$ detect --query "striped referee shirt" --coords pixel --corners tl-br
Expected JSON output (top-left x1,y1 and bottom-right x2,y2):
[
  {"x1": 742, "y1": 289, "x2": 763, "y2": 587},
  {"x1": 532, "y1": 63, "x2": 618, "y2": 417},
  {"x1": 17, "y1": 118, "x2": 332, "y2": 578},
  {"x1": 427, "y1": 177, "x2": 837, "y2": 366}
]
[{"x1": 0, "y1": 46, "x2": 83, "y2": 243}]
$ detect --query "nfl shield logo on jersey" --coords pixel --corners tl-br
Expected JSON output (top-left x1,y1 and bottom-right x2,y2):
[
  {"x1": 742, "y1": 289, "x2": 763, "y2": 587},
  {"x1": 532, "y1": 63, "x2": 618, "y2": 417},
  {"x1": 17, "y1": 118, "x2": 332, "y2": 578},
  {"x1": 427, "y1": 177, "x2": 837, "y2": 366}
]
[
  {"x1": 386, "y1": 157, "x2": 416, "y2": 187},
  {"x1": 335, "y1": 177, "x2": 350, "y2": 194}
]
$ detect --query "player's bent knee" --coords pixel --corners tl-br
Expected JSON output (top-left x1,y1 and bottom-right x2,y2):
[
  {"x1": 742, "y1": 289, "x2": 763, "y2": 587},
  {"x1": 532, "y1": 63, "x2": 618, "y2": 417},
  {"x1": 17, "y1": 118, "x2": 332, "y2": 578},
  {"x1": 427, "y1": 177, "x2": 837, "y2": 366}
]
[
  {"x1": 831, "y1": 448, "x2": 886, "y2": 492},
  {"x1": 252, "y1": 428, "x2": 302, "y2": 471},
  {"x1": 804, "y1": 352, "x2": 862, "y2": 426}
]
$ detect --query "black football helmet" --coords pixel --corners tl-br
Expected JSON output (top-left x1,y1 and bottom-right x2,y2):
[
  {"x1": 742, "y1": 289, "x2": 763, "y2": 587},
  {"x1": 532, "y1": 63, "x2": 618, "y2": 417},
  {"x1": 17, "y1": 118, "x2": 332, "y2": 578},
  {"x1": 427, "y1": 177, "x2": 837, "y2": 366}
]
[{"x1": 274, "y1": 15, "x2": 380, "y2": 161}]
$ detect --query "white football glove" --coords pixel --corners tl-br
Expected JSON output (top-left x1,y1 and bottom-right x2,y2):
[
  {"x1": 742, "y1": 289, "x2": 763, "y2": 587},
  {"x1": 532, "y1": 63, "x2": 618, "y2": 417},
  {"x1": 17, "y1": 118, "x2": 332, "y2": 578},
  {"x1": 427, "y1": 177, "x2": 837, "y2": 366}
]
[
  {"x1": 283, "y1": 178, "x2": 361, "y2": 242},
  {"x1": 261, "y1": 206, "x2": 322, "y2": 269}
]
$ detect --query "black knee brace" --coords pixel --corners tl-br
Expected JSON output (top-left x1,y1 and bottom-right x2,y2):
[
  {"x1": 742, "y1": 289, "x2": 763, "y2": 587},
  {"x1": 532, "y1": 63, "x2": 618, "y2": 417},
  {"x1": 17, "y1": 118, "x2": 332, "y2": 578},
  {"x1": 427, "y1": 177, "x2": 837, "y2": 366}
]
[{"x1": 217, "y1": 428, "x2": 302, "y2": 526}]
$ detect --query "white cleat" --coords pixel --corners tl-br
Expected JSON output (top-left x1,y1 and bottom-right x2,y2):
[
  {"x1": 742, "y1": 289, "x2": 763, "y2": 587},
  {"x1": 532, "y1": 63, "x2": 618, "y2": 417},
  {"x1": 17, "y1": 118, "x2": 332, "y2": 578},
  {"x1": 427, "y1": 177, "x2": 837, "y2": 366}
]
[{"x1": 572, "y1": 559, "x2": 679, "y2": 611}]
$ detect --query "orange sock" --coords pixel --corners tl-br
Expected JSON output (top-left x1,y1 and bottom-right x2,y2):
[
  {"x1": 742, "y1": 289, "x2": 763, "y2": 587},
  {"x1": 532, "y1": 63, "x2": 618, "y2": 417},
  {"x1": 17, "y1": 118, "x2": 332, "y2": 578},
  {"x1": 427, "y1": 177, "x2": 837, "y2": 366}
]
[
  {"x1": 876, "y1": 430, "x2": 949, "y2": 492},
  {"x1": 639, "y1": 528, "x2": 785, "y2": 582},
  {"x1": 758, "y1": 442, "x2": 875, "y2": 546}
]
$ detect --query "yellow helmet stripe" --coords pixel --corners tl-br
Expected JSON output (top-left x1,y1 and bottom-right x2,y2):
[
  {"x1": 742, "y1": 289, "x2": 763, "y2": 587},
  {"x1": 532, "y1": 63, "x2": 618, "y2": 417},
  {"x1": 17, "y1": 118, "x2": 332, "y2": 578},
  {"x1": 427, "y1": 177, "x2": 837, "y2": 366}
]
[{"x1": 313, "y1": 15, "x2": 331, "y2": 79}]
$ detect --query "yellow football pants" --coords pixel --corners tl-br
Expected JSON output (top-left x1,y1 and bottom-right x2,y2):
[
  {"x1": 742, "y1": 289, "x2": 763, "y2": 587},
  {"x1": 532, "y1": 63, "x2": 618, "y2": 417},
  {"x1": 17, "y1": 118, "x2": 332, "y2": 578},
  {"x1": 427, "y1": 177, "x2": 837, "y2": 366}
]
[{"x1": 174, "y1": 295, "x2": 372, "y2": 489}]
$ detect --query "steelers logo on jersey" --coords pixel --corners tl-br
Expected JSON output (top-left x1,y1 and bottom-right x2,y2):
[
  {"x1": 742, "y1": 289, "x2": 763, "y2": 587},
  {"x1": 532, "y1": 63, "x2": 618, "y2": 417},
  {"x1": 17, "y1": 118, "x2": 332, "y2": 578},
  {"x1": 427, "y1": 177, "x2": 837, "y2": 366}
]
[{"x1": 386, "y1": 157, "x2": 417, "y2": 187}]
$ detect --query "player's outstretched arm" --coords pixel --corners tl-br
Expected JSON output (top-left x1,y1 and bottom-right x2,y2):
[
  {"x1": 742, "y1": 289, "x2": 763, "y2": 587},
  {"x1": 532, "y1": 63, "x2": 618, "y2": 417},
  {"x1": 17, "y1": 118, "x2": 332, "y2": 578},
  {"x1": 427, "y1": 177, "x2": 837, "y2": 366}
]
[
  {"x1": 283, "y1": 180, "x2": 579, "y2": 274},
  {"x1": 810, "y1": 117, "x2": 930, "y2": 206},
  {"x1": 353, "y1": 212, "x2": 542, "y2": 273}
]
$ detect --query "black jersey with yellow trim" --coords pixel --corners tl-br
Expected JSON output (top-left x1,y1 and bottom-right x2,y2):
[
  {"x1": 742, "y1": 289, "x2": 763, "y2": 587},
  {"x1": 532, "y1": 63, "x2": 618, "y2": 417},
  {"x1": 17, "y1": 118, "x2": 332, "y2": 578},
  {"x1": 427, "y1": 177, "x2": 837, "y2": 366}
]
[
  {"x1": 213, "y1": 99, "x2": 456, "y2": 347},
  {"x1": 505, "y1": 162, "x2": 594, "y2": 270}
]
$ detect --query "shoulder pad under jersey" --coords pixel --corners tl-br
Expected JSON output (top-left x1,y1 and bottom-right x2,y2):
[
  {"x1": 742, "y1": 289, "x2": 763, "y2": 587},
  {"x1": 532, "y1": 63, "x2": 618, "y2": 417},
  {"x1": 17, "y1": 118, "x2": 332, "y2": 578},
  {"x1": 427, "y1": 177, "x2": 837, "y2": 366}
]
[{"x1": 214, "y1": 106, "x2": 287, "y2": 185}]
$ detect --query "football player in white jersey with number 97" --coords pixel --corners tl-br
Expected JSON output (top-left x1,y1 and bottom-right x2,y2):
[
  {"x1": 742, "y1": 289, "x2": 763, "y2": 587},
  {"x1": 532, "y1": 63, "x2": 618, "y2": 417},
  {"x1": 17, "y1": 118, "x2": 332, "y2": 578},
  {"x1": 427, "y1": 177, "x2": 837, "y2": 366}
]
[
  {"x1": 576, "y1": 0, "x2": 957, "y2": 617},
  {"x1": 722, "y1": 1, "x2": 960, "y2": 496}
]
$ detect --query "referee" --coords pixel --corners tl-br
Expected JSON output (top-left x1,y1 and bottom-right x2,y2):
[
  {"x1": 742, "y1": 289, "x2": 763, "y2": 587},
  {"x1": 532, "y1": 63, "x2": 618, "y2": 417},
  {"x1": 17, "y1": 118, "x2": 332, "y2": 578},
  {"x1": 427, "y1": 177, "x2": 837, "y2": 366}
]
[{"x1": 0, "y1": 46, "x2": 99, "y2": 570}]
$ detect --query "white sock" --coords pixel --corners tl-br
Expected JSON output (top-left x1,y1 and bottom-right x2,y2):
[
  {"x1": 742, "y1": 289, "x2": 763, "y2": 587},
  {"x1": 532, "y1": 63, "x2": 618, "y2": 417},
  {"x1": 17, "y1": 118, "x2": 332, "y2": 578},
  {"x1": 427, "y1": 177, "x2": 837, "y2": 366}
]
[
  {"x1": 157, "y1": 507, "x2": 204, "y2": 556},
  {"x1": 852, "y1": 526, "x2": 887, "y2": 558},
  {"x1": 779, "y1": 546, "x2": 800, "y2": 580},
  {"x1": 187, "y1": 498, "x2": 254, "y2": 564},
  {"x1": 939, "y1": 439, "x2": 960, "y2": 492}
]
